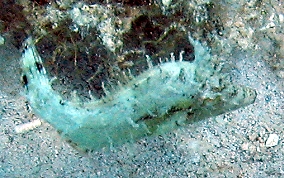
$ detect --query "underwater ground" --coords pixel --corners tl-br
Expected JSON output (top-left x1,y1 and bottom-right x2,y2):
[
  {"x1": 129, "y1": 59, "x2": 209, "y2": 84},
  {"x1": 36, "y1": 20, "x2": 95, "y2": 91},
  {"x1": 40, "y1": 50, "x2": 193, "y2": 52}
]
[{"x1": 0, "y1": 0, "x2": 284, "y2": 177}]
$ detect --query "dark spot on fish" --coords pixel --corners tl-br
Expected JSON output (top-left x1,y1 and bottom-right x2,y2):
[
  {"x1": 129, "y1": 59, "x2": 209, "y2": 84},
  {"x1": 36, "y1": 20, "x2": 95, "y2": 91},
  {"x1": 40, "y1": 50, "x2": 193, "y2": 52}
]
[
  {"x1": 59, "y1": 100, "x2": 65, "y2": 105},
  {"x1": 178, "y1": 68, "x2": 186, "y2": 82},
  {"x1": 139, "y1": 114, "x2": 153, "y2": 121},
  {"x1": 22, "y1": 75, "x2": 28, "y2": 86},
  {"x1": 35, "y1": 62, "x2": 43, "y2": 72},
  {"x1": 168, "y1": 106, "x2": 184, "y2": 113}
]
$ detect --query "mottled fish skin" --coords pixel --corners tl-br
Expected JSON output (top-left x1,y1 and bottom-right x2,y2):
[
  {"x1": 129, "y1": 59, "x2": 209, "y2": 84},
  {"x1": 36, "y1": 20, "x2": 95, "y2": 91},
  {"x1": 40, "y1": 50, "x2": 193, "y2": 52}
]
[{"x1": 21, "y1": 36, "x2": 256, "y2": 151}]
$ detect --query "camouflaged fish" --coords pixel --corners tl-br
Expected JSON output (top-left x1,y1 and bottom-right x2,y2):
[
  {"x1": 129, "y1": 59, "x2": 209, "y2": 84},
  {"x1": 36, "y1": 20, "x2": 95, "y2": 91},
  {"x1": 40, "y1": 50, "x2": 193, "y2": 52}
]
[{"x1": 20, "y1": 35, "x2": 256, "y2": 151}]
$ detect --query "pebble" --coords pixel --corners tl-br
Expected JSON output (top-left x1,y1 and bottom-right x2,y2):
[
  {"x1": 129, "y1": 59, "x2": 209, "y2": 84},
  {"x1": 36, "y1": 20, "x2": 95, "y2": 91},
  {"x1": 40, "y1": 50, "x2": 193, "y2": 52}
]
[
  {"x1": 276, "y1": 70, "x2": 284, "y2": 78},
  {"x1": 265, "y1": 134, "x2": 279, "y2": 147},
  {"x1": 241, "y1": 142, "x2": 249, "y2": 151},
  {"x1": 14, "y1": 119, "x2": 42, "y2": 133}
]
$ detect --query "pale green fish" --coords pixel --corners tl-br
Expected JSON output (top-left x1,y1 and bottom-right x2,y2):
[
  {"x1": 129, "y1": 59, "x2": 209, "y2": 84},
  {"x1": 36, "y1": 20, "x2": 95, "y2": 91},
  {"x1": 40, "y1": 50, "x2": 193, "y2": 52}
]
[{"x1": 20, "y1": 36, "x2": 256, "y2": 151}]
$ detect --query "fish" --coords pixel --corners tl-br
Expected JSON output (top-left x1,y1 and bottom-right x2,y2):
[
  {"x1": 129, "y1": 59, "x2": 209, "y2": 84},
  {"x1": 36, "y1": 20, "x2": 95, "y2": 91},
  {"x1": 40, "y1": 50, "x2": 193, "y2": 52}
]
[{"x1": 20, "y1": 35, "x2": 256, "y2": 151}]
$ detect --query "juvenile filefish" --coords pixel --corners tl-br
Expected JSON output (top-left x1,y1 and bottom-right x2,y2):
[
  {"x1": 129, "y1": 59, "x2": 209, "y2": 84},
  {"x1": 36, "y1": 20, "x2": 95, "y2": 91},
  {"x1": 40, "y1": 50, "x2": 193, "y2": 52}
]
[{"x1": 20, "y1": 36, "x2": 256, "y2": 151}]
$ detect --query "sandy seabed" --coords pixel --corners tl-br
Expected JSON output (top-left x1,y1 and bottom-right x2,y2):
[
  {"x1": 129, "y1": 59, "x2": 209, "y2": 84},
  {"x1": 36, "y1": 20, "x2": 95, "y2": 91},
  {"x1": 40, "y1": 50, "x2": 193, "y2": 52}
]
[{"x1": 1, "y1": 1, "x2": 284, "y2": 177}]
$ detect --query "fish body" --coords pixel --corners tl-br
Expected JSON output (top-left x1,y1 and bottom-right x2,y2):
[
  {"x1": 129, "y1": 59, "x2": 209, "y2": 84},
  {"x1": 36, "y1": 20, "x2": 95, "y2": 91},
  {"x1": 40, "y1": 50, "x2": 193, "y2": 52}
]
[{"x1": 21, "y1": 36, "x2": 256, "y2": 151}]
